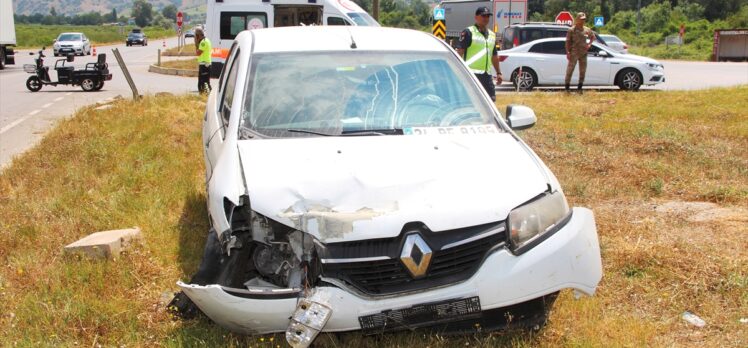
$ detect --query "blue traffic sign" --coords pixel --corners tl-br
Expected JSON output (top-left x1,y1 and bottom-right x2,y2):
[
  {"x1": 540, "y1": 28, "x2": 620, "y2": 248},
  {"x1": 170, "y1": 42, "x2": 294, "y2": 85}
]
[
  {"x1": 594, "y1": 16, "x2": 604, "y2": 26},
  {"x1": 434, "y1": 8, "x2": 445, "y2": 20}
]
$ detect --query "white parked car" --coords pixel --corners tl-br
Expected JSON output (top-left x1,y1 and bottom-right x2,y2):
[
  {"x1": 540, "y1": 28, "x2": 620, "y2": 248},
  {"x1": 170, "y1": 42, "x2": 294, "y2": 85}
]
[
  {"x1": 53, "y1": 32, "x2": 91, "y2": 56},
  {"x1": 599, "y1": 34, "x2": 629, "y2": 54},
  {"x1": 176, "y1": 26, "x2": 602, "y2": 347},
  {"x1": 499, "y1": 37, "x2": 664, "y2": 91}
]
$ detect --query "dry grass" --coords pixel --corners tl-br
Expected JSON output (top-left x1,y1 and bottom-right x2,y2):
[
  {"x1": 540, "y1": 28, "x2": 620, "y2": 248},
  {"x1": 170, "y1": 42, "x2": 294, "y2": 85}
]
[
  {"x1": 159, "y1": 58, "x2": 197, "y2": 71},
  {"x1": 162, "y1": 44, "x2": 197, "y2": 57},
  {"x1": 0, "y1": 87, "x2": 746, "y2": 346}
]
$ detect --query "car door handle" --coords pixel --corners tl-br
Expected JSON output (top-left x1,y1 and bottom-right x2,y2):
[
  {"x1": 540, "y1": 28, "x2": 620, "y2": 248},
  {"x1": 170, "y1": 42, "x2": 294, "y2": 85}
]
[{"x1": 611, "y1": 62, "x2": 620, "y2": 64}]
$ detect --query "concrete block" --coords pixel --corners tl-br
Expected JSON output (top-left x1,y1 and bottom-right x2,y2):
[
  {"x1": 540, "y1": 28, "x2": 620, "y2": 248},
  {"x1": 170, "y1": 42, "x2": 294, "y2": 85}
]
[{"x1": 64, "y1": 227, "x2": 142, "y2": 260}]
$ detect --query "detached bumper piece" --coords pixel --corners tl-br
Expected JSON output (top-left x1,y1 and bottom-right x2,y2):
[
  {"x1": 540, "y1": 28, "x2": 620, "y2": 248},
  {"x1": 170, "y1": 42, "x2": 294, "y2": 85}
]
[{"x1": 286, "y1": 294, "x2": 332, "y2": 348}]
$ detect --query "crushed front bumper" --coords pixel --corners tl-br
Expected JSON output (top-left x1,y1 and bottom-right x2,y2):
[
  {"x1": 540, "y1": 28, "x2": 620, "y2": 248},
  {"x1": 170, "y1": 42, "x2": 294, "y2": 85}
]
[{"x1": 178, "y1": 207, "x2": 602, "y2": 335}]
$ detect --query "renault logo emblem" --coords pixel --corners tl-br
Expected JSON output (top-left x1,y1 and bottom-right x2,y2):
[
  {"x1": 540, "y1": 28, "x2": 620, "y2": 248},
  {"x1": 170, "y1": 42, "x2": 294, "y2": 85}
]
[{"x1": 400, "y1": 234, "x2": 433, "y2": 278}]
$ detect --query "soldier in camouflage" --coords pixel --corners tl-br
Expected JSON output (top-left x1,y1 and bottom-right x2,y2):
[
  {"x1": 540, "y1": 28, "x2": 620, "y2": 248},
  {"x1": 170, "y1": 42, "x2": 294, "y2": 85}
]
[{"x1": 565, "y1": 12, "x2": 596, "y2": 93}]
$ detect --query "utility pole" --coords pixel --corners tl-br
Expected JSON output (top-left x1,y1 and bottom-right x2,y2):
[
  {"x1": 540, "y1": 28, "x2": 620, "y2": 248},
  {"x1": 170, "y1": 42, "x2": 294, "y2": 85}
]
[
  {"x1": 636, "y1": 0, "x2": 641, "y2": 36},
  {"x1": 373, "y1": 0, "x2": 379, "y2": 21}
]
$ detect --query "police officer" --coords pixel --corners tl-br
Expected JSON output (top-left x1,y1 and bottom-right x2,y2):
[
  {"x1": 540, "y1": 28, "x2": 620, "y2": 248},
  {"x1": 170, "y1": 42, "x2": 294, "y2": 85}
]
[
  {"x1": 195, "y1": 28, "x2": 212, "y2": 94},
  {"x1": 455, "y1": 7, "x2": 502, "y2": 101},
  {"x1": 565, "y1": 12, "x2": 596, "y2": 93}
]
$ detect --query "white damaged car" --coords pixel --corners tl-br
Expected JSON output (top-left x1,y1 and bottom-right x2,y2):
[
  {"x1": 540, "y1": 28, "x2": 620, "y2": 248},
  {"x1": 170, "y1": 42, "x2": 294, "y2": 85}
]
[{"x1": 174, "y1": 26, "x2": 602, "y2": 346}]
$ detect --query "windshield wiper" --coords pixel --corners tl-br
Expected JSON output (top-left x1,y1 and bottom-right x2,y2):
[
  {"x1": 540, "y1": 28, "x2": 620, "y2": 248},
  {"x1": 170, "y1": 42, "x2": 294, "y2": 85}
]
[
  {"x1": 340, "y1": 128, "x2": 403, "y2": 136},
  {"x1": 287, "y1": 129, "x2": 336, "y2": 136}
]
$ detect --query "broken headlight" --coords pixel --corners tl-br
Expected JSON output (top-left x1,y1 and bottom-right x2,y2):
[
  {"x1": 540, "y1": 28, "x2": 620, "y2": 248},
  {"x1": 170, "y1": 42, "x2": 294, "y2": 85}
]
[{"x1": 508, "y1": 190, "x2": 570, "y2": 253}]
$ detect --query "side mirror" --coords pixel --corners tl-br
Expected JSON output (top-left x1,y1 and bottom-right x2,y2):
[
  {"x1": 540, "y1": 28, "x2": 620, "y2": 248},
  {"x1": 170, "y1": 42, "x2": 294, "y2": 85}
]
[
  {"x1": 505, "y1": 104, "x2": 537, "y2": 130},
  {"x1": 53, "y1": 39, "x2": 57, "y2": 43},
  {"x1": 598, "y1": 50, "x2": 609, "y2": 57}
]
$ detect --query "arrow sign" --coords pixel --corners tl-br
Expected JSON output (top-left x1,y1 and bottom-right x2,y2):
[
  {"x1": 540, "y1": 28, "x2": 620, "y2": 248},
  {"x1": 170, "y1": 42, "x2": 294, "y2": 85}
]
[
  {"x1": 432, "y1": 19, "x2": 446, "y2": 40},
  {"x1": 433, "y1": 8, "x2": 445, "y2": 21}
]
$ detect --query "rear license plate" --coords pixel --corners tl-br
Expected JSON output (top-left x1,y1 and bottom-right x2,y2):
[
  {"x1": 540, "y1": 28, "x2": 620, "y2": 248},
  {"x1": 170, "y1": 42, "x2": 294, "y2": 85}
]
[{"x1": 358, "y1": 296, "x2": 482, "y2": 332}]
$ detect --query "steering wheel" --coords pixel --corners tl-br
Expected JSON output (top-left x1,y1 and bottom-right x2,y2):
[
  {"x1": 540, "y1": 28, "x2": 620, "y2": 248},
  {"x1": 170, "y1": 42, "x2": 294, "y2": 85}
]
[{"x1": 438, "y1": 106, "x2": 483, "y2": 126}]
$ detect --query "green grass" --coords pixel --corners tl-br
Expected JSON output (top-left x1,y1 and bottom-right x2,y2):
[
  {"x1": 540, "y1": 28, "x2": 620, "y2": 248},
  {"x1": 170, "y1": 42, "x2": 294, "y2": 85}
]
[
  {"x1": 628, "y1": 41, "x2": 713, "y2": 61},
  {"x1": 15, "y1": 24, "x2": 175, "y2": 49},
  {"x1": 159, "y1": 59, "x2": 197, "y2": 70},
  {"x1": 0, "y1": 88, "x2": 747, "y2": 346}
]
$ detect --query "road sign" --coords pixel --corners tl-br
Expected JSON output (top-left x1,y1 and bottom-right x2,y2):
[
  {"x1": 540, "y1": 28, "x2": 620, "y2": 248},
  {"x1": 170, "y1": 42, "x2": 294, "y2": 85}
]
[
  {"x1": 555, "y1": 11, "x2": 573, "y2": 26},
  {"x1": 433, "y1": 8, "x2": 445, "y2": 21},
  {"x1": 594, "y1": 16, "x2": 604, "y2": 26},
  {"x1": 432, "y1": 19, "x2": 446, "y2": 40},
  {"x1": 176, "y1": 11, "x2": 183, "y2": 28}
]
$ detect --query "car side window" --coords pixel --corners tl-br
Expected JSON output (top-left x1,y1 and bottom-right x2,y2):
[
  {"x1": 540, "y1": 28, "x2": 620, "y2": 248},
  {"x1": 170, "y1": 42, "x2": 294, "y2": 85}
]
[
  {"x1": 587, "y1": 45, "x2": 601, "y2": 56},
  {"x1": 520, "y1": 29, "x2": 543, "y2": 44},
  {"x1": 219, "y1": 49, "x2": 241, "y2": 135},
  {"x1": 529, "y1": 41, "x2": 565, "y2": 54},
  {"x1": 327, "y1": 17, "x2": 349, "y2": 26},
  {"x1": 218, "y1": 43, "x2": 238, "y2": 92}
]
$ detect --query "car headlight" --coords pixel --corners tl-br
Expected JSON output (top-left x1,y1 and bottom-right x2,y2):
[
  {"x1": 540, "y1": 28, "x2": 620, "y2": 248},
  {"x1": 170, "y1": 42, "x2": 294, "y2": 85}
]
[
  {"x1": 647, "y1": 63, "x2": 663, "y2": 71},
  {"x1": 508, "y1": 190, "x2": 570, "y2": 252}
]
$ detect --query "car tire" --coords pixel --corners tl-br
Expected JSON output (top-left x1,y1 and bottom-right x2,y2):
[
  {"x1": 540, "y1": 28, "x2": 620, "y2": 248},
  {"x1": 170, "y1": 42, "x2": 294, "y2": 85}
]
[
  {"x1": 93, "y1": 80, "x2": 104, "y2": 91},
  {"x1": 511, "y1": 67, "x2": 537, "y2": 91},
  {"x1": 81, "y1": 78, "x2": 96, "y2": 92},
  {"x1": 617, "y1": 68, "x2": 642, "y2": 91},
  {"x1": 26, "y1": 76, "x2": 42, "y2": 92},
  {"x1": 0, "y1": 49, "x2": 5, "y2": 70}
]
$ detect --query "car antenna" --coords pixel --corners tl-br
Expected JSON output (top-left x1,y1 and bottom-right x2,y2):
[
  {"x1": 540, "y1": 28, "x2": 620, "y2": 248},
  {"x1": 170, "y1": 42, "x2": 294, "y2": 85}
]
[{"x1": 346, "y1": 27, "x2": 357, "y2": 49}]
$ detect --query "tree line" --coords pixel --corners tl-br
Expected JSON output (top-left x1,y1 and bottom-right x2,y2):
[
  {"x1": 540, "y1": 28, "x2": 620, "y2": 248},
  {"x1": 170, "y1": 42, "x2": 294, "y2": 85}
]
[{"x1": 13, "y1": 0, "x2": 181, "y2": 29}]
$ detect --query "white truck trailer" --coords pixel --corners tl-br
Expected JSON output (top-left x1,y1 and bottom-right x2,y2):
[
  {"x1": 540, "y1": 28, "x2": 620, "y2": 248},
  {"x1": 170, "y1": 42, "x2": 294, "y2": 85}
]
[
  {"x1": 0, "y1": 0, "x2": 17, "y2": 69},
  {"x1": 437, "y1": 0, "x2": 527, "y2": 47}
]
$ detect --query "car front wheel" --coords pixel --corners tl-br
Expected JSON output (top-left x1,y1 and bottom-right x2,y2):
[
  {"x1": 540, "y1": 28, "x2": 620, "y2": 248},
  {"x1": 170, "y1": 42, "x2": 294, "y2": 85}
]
[{"x1": 618, "y1": 68, "x2": 642, "y2": 91}]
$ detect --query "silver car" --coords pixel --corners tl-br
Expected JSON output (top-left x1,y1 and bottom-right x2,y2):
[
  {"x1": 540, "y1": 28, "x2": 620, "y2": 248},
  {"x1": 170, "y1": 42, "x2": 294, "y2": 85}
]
[
  {"x1": 599, "y1": 34, "x2": 628, "y2": 54},
  {"x1": 53, "y1": 32, "x2": 91, "y2": 56}
]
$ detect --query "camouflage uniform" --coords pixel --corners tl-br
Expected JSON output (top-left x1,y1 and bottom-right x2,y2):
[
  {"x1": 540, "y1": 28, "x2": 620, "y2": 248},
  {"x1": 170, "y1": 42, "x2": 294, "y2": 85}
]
[{"x1": 565, "y1": 26, "x2": 594, "y2": 87}]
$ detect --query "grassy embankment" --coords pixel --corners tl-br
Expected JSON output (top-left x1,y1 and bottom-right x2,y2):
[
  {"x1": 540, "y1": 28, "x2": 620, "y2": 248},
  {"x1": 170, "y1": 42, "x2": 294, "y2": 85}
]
[
  {"x1": 0, "y1": 87, "x2": 746, "y2": 346},
  {"x1": 159, "y1": 58, "x2": 197, "y2": 70},
  {"x1": 15, "y1": 24, "x2": 175, "y2": 49}
]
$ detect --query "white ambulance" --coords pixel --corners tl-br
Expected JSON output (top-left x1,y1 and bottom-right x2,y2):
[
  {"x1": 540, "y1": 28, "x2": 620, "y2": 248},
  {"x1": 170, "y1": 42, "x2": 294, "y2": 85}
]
[{"x1": 205, "y1": 0, "x2": 379, "y2": 75}]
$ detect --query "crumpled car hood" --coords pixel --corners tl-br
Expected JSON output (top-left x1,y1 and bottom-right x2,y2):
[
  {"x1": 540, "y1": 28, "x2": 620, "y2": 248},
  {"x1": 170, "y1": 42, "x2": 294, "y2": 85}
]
[{"x1": 237, "y1": 131, "x2": 549, "y2": 243}]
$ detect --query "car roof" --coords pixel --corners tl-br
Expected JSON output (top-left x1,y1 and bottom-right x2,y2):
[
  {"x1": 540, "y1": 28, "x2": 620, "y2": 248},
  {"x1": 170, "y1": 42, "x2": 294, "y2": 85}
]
[
  {"x1": 236, "y1": 27, "x2": 448, "y2": 54},
  {"x1": 508, "y1": 22, "x2": 571, "y2": 28},
  {"x1": 59, "y1": 32, "x2": 83, "y2": 35}
]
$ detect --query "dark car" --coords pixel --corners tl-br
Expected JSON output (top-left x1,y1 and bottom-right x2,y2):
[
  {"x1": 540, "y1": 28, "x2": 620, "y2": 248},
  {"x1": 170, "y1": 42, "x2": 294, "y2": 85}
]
[
  {"x1": 501, "y1": 22, "x2": 607, "y2": 50},
  {"x1": 126, "y1": 32, "x2": 148, "y2": 46},
  {"x1": 184, "y1": 29, "x2": 195, "y2": 38}
]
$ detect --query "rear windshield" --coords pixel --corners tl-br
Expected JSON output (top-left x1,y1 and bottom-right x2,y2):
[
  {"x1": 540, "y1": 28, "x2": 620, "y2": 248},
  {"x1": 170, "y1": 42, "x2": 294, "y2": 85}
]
[
  {"x1": 220, "y1": 11, "x2": 268, "y2": 40},
  {"x1": 242, "y1": 51, "x2": 499, "y2": 137},
  {"x1": 58, "y1": 34, "x2": 82, "y2": 41}
]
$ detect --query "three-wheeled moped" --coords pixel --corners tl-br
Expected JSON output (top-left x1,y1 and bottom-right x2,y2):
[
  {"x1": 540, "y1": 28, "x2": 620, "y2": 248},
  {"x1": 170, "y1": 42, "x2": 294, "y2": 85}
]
[{"x1": 24, "y1": 48, "x2": 112, "y2": 92}]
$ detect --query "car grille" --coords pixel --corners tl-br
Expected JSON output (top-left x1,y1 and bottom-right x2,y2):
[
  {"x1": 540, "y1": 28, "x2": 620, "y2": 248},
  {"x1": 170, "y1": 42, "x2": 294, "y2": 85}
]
[
  {"x1": 320, "y1": 221, "x2": 506, "y2": 295},
  {"x1": 61, "y1": 45, "x2": 73, "y2": 48}
]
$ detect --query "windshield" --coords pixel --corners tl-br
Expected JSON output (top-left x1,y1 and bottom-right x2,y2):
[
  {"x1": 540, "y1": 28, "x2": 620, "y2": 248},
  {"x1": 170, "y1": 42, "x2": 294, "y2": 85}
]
[
  {"x1": 601, "y1": 35, "x2": 621, "y2": 43},
  {"x1": 58, "y1": 34, "x2": 82, "y2": 41},
  {"x1": 128, "y1": 33, "x2": 143, "y2": 38},
  {"x1": 241, "y1": 51, "x2": 500, "y2": 138},
  {"x1": 347, "y1": 12, "x2": 379, "y2": 26}
]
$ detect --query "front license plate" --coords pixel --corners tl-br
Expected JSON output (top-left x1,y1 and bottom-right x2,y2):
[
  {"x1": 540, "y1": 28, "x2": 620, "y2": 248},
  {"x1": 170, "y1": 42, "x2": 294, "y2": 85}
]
[{"x1": 358, "y1": 296, "x2": 481, "y2": 332}]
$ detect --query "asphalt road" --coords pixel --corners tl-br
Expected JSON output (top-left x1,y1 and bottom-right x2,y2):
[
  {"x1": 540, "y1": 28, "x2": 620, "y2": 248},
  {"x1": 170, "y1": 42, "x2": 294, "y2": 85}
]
[
  {"x1": 0, "y1": 37, "x2": 196, "y2": 168},
  {"x1": 1, "y1": 41, "x2": 747, "y2": 168}
]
